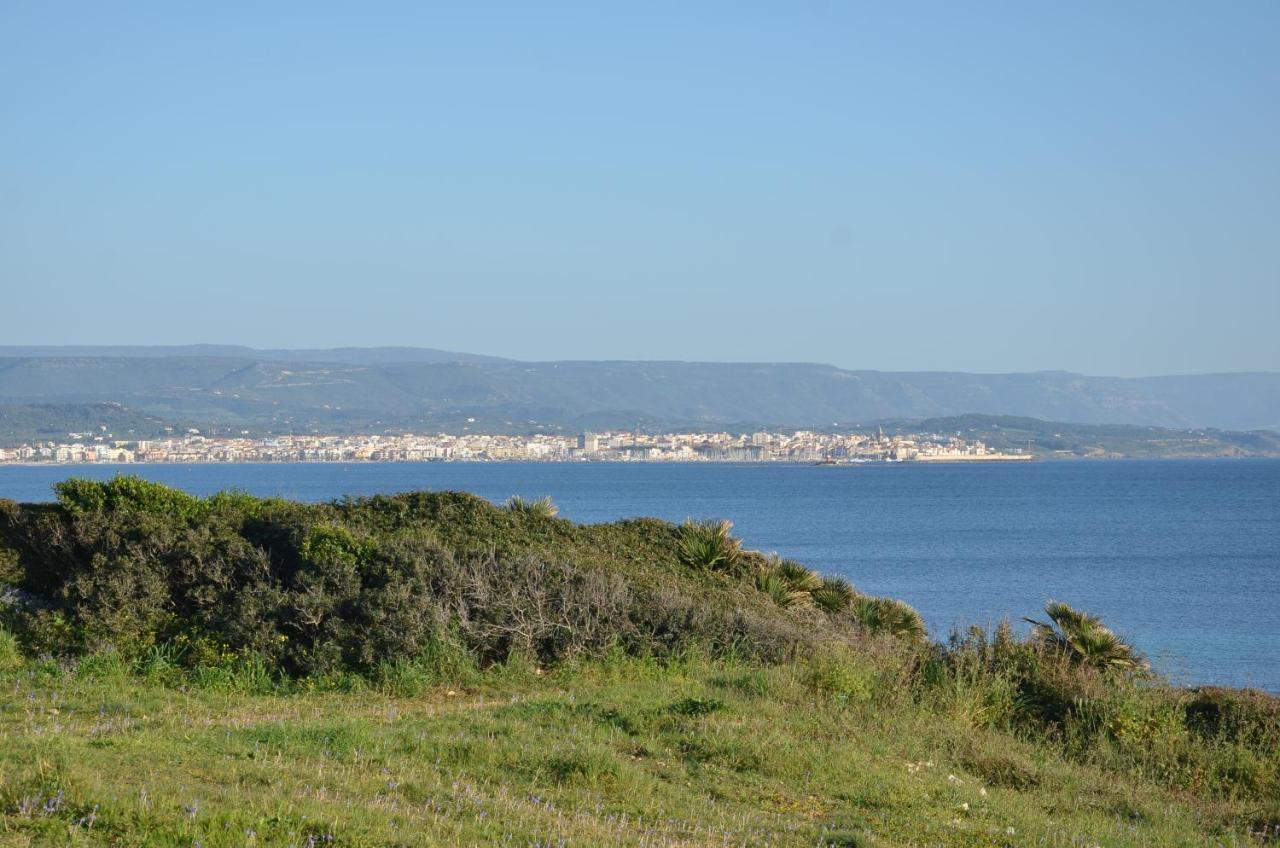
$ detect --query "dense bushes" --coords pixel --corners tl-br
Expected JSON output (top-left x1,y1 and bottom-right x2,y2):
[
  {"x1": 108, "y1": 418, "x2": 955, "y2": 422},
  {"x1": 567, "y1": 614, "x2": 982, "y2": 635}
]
[
  {"x1": 0, "y1": 478, "x2": 847, "y2": 676},
  {"x1": 933, "y1": 615, "x2": 1280, "y2": 805},
  {"x1": 2, "y1": 476, "x2": 1277, "y2": 812}
]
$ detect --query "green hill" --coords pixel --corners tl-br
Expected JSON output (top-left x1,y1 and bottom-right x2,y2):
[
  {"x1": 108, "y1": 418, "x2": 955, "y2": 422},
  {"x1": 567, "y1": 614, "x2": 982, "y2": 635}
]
[
  {"x1": 883, "y1": 414, "x2": 1280, "y2": 458},
  {"x1": 0, "y1": 479, "x2": 1276, "y2": 845},
  {"x1": 2, "y1": 347, "x2": 1279, "y2": 433}
]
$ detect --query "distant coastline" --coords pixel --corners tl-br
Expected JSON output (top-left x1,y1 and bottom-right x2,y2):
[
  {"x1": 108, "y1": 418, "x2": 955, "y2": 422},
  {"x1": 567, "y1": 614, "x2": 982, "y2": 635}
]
[{"x1": 0, "y1": 427, "x2": 1033, "y2": 466}]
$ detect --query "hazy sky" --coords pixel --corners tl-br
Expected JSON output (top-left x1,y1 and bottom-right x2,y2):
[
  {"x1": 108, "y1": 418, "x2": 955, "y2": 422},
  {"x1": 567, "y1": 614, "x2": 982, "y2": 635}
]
[{"x1": 2, "y1": 3, "x2": 1277, "y2": 375}]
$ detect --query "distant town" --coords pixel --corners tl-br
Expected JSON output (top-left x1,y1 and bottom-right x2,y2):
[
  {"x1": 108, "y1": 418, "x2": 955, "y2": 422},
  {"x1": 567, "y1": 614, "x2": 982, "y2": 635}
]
[{"x1": 0, "y1": 428, "x2": 1032, "y2": 465}]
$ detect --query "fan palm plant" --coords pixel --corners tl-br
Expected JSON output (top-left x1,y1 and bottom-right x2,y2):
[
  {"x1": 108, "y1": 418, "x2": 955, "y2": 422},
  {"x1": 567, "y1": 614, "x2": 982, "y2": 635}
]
[
  {"x1": 678, "y1": 519, "x2": 743, "y2": 572},
  {"x1": 851, "y1": 596, "x2": 927, "y2": 641},
  {"x1": 505, "y1": 495, "x2": 559, "y2": 519},
  {"x1": 775, "y1": 558, "x2": 821, "y2": 593},
  {"x1": 754, "y1": 565, "x2": 809, "y2": 608},
  {"x1": 810, "y1": 576, "x2": 858, "y2": 614},
  {"x1": 1023, "y1": 601, "x2": 1148, "y2": 673}
]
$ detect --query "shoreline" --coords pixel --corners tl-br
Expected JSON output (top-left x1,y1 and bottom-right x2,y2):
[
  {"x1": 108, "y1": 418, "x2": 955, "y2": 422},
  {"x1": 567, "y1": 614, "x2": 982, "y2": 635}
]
[{"x1": 3, "y1": 455, "x2": 1278, "y2": 468}]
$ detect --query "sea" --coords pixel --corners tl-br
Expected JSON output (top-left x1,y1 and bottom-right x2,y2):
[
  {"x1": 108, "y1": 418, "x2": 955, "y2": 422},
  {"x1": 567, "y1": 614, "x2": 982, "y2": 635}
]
[{"x1": 2, "y1": 459, "x2": 1277, "y2": 692}]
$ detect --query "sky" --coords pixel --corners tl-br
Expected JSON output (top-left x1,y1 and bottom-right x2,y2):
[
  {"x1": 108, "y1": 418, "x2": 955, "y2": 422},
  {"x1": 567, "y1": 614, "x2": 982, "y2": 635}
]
[{"x1": 1, "y1": 2, "x2": 1278, "y2": 376}]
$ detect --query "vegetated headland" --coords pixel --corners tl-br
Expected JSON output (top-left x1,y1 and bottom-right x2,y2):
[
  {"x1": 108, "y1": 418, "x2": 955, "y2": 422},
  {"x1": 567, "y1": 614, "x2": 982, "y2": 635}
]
[{"x1": 1, "y1": 478, "x2": 1277, "y2": 846}]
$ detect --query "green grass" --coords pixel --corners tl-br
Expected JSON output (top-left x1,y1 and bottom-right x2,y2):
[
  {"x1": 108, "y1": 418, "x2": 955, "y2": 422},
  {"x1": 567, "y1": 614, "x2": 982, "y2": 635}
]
[
  {"x1": 0, "y1": 652, "x2": 1271, "y2": 847},
  {"x1": 1, "y1": 479, "x2": 1277, "y2": 845}
]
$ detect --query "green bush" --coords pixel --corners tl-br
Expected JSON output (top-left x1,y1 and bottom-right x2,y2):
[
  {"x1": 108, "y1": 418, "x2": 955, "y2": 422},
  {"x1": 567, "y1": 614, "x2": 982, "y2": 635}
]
[
  {"x1": 849, "y1": 596, "x2": 926, "y2": 641},
  {"x1": 775, "y1": 558, "x2": 821, "y2": 592},
  {"x1": 0, "y1": 478, "x2": 833, "y2": 676},
  {"x1": 505, "y1": 494, "x2": 559, "y2": 519},
  {"x1": 810, "y1": 576, "x2": 857, "y2": 614},
  {"x1": 754, "y1": 563, "x2": 807, "y2": 608},
  {"x1": 678, "y1": 519, "x2": 743, "y2": 573},
  {"x1": 803, "y1": 649, "x2": 875, "y2": 707},
  {"x1": 6, "y1": 475, "x2": 1278, "y2": 814},
  {"x1": 0, "y1": 627, "x2": 21, "y2": 671},
  {"x1": 1185, "y1": 686, "x2": 1280, "y2": 748},
  {"x1": 0, "y1": 543, "x2": 20, "y2": 585},
  {"x1": 1024, "y1": 601, "x2": 1148, "y2": 673}
]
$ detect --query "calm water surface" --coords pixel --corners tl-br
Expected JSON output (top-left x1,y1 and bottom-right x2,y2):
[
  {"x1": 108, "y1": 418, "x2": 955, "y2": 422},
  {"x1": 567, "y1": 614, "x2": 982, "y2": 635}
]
[{"x1": 2, "y1": 460, "x2": 1277, "y2": 690}]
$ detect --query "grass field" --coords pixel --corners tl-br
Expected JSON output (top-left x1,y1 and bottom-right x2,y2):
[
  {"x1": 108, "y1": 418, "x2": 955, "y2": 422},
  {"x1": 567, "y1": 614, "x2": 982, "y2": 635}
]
[
  {"x1": 1, "y1": 650, "x2": 1271, "y2": 847},
  {"x1": 1, "y1": 480, "x2": 1277, "y2": 846}
]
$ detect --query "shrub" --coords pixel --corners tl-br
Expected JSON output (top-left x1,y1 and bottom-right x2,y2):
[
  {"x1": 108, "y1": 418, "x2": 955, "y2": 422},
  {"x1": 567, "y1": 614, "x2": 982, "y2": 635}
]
[
  {"x1": 55, "y1": 476, "x2": 207, "y2": 522},
  {"x1": 1185, "y1": 687, "x2": 1280, "y2": 748},
  {"x1": 668, "y1": 696, "x2": 725, "y2": 717},
  {"x1": 754, "y1": 564, "x2": 809, "y2": 608},
  {"x1": 0, "y1": 627, "x2": 21, "y2": 671},
  {"x1": 810, "y1": 576, "x2": 857, "y2": 614},
  {"x1": 0, "y1": 543, "x2": 20, "y2": 585},
  {"x1": 804, "y1": 649, "x2": 875, "y2": 707},
  {"x1": 0, "y1": 479, "x2": 835, "y2": 676},
  {"x1": 1024, "y1": 601, "x2": 1148, "y2": 673},
  {"x1": 775, "y1": 558, "x2": 821, "y2": 593},
  {"x1": 505, "y1": 495, "x2": 559, "y2": 519},
  {"x1": 849, "y1": 596, "x2": 926, "y2": 642},
  {"x1": 678, "y1": 519, "x2": 743, "y2": 572}
]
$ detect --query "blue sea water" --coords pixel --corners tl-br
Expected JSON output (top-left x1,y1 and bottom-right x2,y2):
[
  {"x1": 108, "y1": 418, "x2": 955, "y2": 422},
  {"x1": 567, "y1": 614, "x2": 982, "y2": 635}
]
[{"x1": 2, "y1": 460, "x2": 1277, "y2": 691}]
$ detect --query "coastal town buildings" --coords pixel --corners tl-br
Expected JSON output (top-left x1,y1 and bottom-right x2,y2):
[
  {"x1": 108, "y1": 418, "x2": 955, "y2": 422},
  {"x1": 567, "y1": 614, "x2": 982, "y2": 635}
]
[{"x1": 0, "y1": 429, "x2": 1032, "y2": 465}]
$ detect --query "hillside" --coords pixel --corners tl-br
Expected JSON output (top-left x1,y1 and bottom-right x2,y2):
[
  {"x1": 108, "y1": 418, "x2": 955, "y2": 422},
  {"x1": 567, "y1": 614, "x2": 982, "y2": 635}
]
[
  {"x1": 1, "y1": 347, "x2": 1278, "y2": 433},
  {"x1": 1, "y1": 479, "x2": 1278, "y2": 845},
  {"x1": 0, "y1": 402, "x2": 190, "y2": 444},
  {"x1": 885, "y1": 414, "x2": 1280, "y2": 458}
]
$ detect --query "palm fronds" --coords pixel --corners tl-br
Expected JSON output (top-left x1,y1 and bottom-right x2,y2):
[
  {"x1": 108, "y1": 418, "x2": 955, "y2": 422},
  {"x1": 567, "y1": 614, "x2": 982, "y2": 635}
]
[
  {"x1": 810, "y1": 576, "x2": 858, "y2": 614},
  {"x1": 505, "y1": 495, "x2": 559, "y2": 519},
  {"x1": 1024, "y1": 601, "x2": 1148, "y2": 673},
  {"x1": 678, "y1": 519, "x2": 743, "y2": 572},
  {"x1": 775, "y1": 558, "x2": 821, "y2": 593},
  {"x1": 851, "y1": 596, "x2": 927, "y2": 641},
  {"x1": 754, "y1": 567, "x2": 809, "y2": 608}
]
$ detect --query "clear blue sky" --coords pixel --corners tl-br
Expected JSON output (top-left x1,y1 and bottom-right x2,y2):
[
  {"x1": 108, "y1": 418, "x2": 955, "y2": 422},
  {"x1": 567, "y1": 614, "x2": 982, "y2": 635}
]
[{"x1": 2, "y1": 2, "x2": 1277, "y2": 376}]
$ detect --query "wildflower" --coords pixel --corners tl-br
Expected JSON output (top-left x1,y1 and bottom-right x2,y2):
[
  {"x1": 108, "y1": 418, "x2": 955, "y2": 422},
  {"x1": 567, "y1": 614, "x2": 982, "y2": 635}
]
[
  {"x1": 979, "y1": 786, "x2": 988, "y2": 797},
  {"x1": 947, "y1": 774, "x2": 963, "y2": 785},
  {"x1": 41, "y1": 789, "x2": 64, "y2": 816},
  {"x1": 958, "y1": 802, "x2": 969, "y2": 812}
]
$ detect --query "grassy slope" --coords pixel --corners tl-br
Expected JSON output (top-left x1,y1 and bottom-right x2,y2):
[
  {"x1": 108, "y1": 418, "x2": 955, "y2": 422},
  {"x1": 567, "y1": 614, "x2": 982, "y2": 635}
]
[
  {"x1": 0, "y1": 655, "x2": 1258, "y2": 848},
  {"x1": 0, "y1": 481, "x2": 1276, "y2": 846}
]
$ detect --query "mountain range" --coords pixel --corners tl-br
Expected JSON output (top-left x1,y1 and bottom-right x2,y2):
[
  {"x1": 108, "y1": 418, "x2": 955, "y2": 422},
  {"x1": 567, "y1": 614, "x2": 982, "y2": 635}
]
[{"x1": 0, "y1": 346, "x2": 1277, "y2": 436}]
